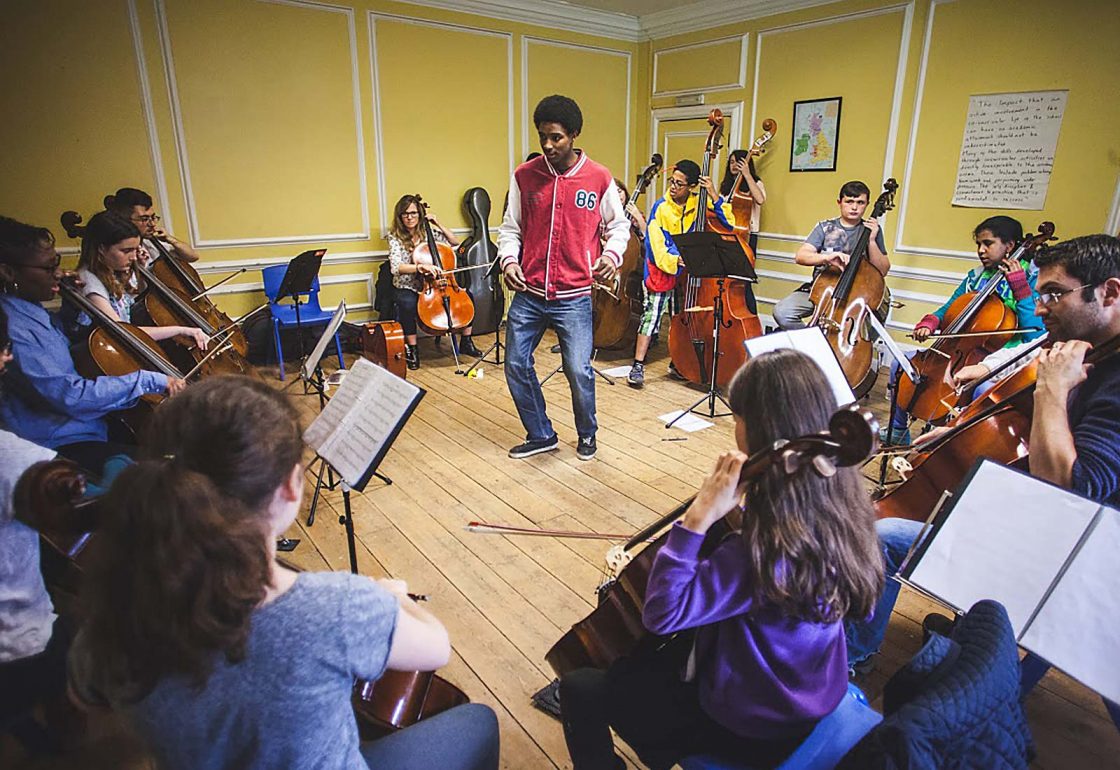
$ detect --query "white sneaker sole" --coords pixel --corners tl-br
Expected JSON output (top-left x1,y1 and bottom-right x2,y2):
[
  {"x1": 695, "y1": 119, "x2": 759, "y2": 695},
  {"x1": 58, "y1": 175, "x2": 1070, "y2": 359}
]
[{"x1": 508, "y1": 444, "x2": 559, "y2": 459}]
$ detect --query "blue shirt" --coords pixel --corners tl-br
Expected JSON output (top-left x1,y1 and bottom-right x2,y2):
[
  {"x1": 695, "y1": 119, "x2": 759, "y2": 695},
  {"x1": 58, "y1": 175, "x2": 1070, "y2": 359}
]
[{"x1": 0, "y1": 295, "x2": 167, "y2": 448}]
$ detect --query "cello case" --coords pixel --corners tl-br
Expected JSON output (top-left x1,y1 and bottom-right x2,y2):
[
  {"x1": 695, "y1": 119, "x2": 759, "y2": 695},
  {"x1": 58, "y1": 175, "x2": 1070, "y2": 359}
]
[{"x1": 456, "y1": 188, "x2": 503, "y2": 336}]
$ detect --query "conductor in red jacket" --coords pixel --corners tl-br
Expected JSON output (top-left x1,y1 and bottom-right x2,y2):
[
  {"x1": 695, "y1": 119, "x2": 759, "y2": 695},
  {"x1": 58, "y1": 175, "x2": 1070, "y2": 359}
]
[{"x1": 498, "y1": 95, "x2": 631, "y2": 462}]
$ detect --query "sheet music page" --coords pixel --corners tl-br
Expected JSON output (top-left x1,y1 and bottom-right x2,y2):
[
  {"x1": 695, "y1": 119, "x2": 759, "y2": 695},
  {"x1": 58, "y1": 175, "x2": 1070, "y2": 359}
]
[
  {"x1": 301, "y1": 300, "x2": 348, "y2": 381},
  {"x1": 908, "y1": 461, "x2": 1098, "y2": 634},
  {"x1": 743, "y1": 327, "x2": 855, "y2": 407},
  {"x1": 303, "y1": 358, "x2": 421, "y2": 487},
  {"x1": 1020, "y1": 506, "x2": 1120, "y2": 705}
]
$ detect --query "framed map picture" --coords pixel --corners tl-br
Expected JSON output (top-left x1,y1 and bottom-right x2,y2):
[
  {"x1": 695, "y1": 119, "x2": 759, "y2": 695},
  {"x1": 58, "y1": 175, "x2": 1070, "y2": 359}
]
[{"x1": 790, "y1": 97, "x2": 842, "y2": 172}]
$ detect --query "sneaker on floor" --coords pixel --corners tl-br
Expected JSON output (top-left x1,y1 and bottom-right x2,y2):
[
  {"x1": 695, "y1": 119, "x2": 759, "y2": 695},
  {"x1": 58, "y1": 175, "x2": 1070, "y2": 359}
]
[
  {"x1": 508, "y1": 435, "x2": 559, "y2": 459},
  {"x1": 459, "y1": 339, "x2": 483, "y2": 358},
  {"x1": 627, "y1": 362, "x2": 645, "y2": 388},
  {"x1": 549, "y1": 343, "x2": 562, "y2": 354},
  {"x1": 667, "y1": 362, "x2": 685, "y2": 381},
  {"x1": 848, "y1": 654, "x2": 878, "y2": 679},
  {"x1": 577, "y1": 436, "x2": 597, "y2": 461},
  {"x1": 878, "y1": 426, "x2": 911, "y2": 446}
]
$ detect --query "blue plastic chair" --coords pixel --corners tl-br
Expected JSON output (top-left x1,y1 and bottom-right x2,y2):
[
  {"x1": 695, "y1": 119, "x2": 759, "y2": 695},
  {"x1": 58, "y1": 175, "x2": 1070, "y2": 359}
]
[
  {"x1": 679, "y1": 683, "x2": 883, "y2": 770},
  {"x1": 261, "y1": 264, "x2": 344, "y2": 380}
]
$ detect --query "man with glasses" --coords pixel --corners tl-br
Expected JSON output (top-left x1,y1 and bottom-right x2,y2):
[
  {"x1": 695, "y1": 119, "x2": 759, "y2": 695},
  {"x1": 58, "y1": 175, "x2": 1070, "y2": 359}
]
[
  {"x1": 627, "y1": 159, "x2": 729, "y2": 388},
  {"x1": 845, "y1": 235, "x2": 1120, "y2": 708},
  {"x1": 104, "y1": 187, "x2": 199, "y2": 265}
]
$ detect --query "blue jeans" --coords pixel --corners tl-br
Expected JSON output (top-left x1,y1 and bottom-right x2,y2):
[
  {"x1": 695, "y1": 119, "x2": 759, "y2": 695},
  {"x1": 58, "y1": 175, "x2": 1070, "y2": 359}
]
[
  {"x1": 504, "y1": 292, "x2": 597, "y2": 441},
  {"x1": 360, "y1": 703, "x2": 499, "y2": 769},
  {"x1": 845, "y1": 517, "x2": 925, "y2": 664}
]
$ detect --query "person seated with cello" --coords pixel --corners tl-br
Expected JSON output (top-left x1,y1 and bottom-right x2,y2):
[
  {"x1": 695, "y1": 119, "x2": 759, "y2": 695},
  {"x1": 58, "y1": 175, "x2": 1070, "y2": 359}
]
[
  {"x1": 387, "y1": 194, "x2": 482, "y2": 370},
  {"x1": 772, "y1": 181, "x2": 888, "y2": 330},
  {"x1": 0, "y1": 216, "x2": 183, "y2": 473},
  {"x1": 846, "y1": 236, "x2": 1120, "y2": 715},
  {"x1": 719, "y1": 148, "x2": 766, "y2": 256},
  {"x1": 627, "y1": 159, "x2": 728, "y2": 388},
  {"x1": 66, "y1": 375, "x2": 501, "y2": 769},
  {"x1": 561, "y1": 349, "x2": 883, "y2": 770},
  {"x1": 103, "y1": 187, "x2": 199, "y2": 265},
  {"x1": 881, "y1": 215, "x2": 1043, "y2": 445},
  {"x1": 66, "y1": 210, "x2": 210, "y2": 351}
]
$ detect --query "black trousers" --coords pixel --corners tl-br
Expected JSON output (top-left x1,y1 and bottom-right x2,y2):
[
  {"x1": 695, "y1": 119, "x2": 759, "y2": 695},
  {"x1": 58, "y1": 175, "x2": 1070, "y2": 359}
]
[
  {"x1": 559, "y1": 636, "x2": 807, "y2": 770},
  {"x1": 55, "y1": 440, "x2": 137, "y2": 477},
  {"x1": 0, "y1": 619, "x2": 70, "y2": 726}
]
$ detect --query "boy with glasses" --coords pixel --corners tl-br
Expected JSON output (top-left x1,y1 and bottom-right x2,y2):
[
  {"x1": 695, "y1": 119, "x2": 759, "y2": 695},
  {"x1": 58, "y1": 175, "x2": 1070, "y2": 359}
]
[
  {"x1": 104, "y1": 187, "x2": 199, "y2": 265},
  {"x1": 627, "y1": 159, "x2": 730, "y2": 388}
]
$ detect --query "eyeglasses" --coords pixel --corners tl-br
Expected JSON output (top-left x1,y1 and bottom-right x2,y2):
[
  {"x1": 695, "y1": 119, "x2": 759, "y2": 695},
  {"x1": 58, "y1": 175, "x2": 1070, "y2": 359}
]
[
  {"x1": 401, "y1": 211, "x2": 420, "y2": 218},
  {"x1": 1035, "y1": 283, "x2": 1097, "y2": 307},
  {"x1": 667, "y1": 178, "x2": 693, "y2": 189},
  {"x1": 131, "y1": 214, "x2": 161, "y2": 225},
  {"x1": 18, "y1": 254, "x2": 62, "y2": 273}
]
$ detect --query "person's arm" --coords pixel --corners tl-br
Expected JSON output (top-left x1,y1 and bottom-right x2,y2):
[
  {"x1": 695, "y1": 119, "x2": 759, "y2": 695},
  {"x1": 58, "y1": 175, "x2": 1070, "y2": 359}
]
[
  {"x1": 598, "y1": 182, "x2": 631, "y2": 269},
  {"x1": 646, "y1": 202, "x2": 680, "y2": 276},
  {"x1": 154, "y1": 230, "x2": 200, "y2": 263},
  {"x1": 9, "y1": 325, "x2": 168, "y2": 418},
  {"x1": 1030, "y1": 341, "x2": 1091, "y2": 489},
  {"x1": 1006, "y1": 262, "x2": 1045, "y2": 342},
  {"x1": 625, "y1": 203, "x2": 647, "y2": 238},
  {"x1": 378, "y1": 579, "x2": 451, "y2": 672},
  {"x1": 913, "y1": 277, "x2": 970, "y2": 341},
  {"x1": 139, "y1": 325, "x2": 209, "y2": 350},
  {"x1": 497, "y1": 173, "x2": 523, "y2": 271},
  {"x1": 700, "y1": 176, "x2": 735, "y2": 230},
  {"x1": 744, "y1": 174, "x2": 765, "y2": 205},
  {"x1": 794, "y1": 223, "x2": 841, "y2": 269},
  {"x1": 865, "y1": 218, "x2": 890, "y2": 275},
  {"x1": 431, "y1": 217, "x2": 461, "y2": 250}
]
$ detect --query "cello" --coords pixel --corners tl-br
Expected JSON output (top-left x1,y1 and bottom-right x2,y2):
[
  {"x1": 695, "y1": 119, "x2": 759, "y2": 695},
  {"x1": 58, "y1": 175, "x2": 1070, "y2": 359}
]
[
  {"x1": 667, "y1": 109, "x2": 763, "y2": 389},
  {"x1": 727, "y1": 118, "x2": 777, "y2": 252},
  {"x1": 592, "y1": 153, "x2": 662, "y2": 351},
  {"x1": 808, "y1": 179, "x2": 898, "y2": 398},
  {"x1": 456, "y1": 187, "x2": 502, "y2": 337},
  {"x1": 894, "y1": 222, "x2": 1054, "y2": 424},
  {"x1": 545, "y1": 404, "x2": 879, "y2": 675},
  {"x1": 413, "y1": 196, "x2": 475, "y2": 338}
]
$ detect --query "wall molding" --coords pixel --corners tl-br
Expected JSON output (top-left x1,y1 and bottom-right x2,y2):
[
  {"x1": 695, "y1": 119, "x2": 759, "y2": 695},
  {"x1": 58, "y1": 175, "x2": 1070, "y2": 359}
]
[
  {"x1": 750, "y1": 3, "x2": 913, "y2": 192},
  {"x1": 650, "y1": 101, "x2": 743, "y2": 180},
  {"x1": 154, "y1": 0, "x2": 371, "y2": 248},
  {"x1": 394, "y1": 0, "x2": 643, "y2": 41},
  {"x1": 755, "y1": 248, "x2": 962, "y2": 296},
  {"x1": 126, "y1": 0, "x2": 175, "y2": 235},
  {"x1": 1108, "y1": 173, "x2": 1120, "y2": 235},
  {"x1": 521, "y1": 36, "x2": 632, "y2": 176},
  {"x1": 370, "y1": 13, "x2": 514, "y2": 234},
  {"x1": 651, "y1": 34, "x2": 748, "y2": 98},
  {"x1": 195, "y1": 249, "x2": 387, "y2": 276}
]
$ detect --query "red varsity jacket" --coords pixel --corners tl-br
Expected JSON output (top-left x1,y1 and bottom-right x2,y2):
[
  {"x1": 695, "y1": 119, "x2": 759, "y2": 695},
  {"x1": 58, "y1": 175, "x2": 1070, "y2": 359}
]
[{"x1": 498, "y1": 152, "x2": 630, "y2": 300}]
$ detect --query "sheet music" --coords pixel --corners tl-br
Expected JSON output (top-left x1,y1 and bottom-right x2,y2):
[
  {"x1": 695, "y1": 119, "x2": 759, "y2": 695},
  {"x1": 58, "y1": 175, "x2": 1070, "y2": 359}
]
[
  {"x1": 1019, "y1": 506, "x2": 1120, "y2": 705},
  {"x1": 907, "y1": 461, "x2": 1098, "y2": 635},
  {"x1": 303, "y1": 357, "x2": 423, "y2": 489},
  {"x1": 743, "y1": 327, "x2": 855, "y2": 407}
]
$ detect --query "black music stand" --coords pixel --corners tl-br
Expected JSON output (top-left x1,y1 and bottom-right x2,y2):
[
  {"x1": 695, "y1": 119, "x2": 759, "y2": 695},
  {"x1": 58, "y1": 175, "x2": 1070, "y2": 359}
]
[
  {"x1": 665, "y1": 231, "x2": 757, "y2": 428},
  {"x1": 275, "y1": 249, "x2": 326, "y2": 380}
]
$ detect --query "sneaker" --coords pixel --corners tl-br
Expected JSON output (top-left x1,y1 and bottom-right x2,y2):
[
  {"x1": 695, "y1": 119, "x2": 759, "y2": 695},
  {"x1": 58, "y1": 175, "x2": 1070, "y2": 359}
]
[
  {"x1": 878, "y1": 426, "x2": 911, "y2": 446},
  {"x1": 627, "y1": 362, "x2": 645, "y2": 388},
  {"x1": 508, "y1": 435, "x2": 559, "y2": 459},
  {"x1": 922, "y1": 612, "x2": 956, "y2": 643},
  {"x1": 848, "y1": 654, "x2": 878, "y2": 679},
  {"x1": 667, "y1": 363, "x2": 686, "y2": 381},
  {"x1": 550, "y1": 343, "x2": 562, "y2": 354},
  {"x1": 459, "y1": 339, "x2": 483, "y2": 358},
  {"x1": 577, "y1": 436, "x2": 597, "y2": 461}
]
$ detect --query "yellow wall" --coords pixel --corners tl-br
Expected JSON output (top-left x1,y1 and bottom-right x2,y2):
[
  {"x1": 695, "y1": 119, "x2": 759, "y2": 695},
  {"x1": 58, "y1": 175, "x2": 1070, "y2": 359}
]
[
  {"x1": 1, "y1": 0, "x2": 645, "y2": 319},
  {"x1": 649, "y1": 0, "x2": 1120, "y2": 342},
  {"x1": 4, "y1": 0, "x2": 1117, "y2": 330}
]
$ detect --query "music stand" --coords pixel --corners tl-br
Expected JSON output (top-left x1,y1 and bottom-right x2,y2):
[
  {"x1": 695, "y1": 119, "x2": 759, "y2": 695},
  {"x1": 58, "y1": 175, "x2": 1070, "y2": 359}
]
[
  {"x1": 275, "y1": 249, "x2": 326, "y2": 377},
  {"x1": 665, "y1": 231, "x2": 757, "y2": 428}
]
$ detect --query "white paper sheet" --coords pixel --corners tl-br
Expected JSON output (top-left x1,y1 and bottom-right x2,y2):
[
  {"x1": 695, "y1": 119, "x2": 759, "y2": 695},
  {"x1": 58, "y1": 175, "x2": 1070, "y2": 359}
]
[
  {"x1": 743, "y1": 327, "x2": 856, "y2": 408},
  {"x1": 303, "y1": 357, "x2": 422, "y2": 488},
  {"x1": 1020, "y1": 507, "x2": 1120, "y2": 705},
  {"x1": 300, "y1": 300, "x2": 348, "y2": 381},
  {"x1": 908, "y1": 461, "x2": 1098, "y2": 635},
  {"x1": 658, "y1": 410, "x2": 714, "y2": 433}
]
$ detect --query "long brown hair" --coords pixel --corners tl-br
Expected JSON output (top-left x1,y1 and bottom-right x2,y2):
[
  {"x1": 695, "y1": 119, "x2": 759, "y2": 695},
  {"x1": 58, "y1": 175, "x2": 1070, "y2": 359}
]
[
  {"x1": 728, "y1": 350, "x2": 883, "y2": 624},
  {"x1": 76, "y1": 210, "x2": 139, "y2": 301},
  {"x1": 389, "y1": 193, "x2": 423, "y2": 248},
  {"x1": 80, "y1": 376, "x2": 304, "y2": 701}
]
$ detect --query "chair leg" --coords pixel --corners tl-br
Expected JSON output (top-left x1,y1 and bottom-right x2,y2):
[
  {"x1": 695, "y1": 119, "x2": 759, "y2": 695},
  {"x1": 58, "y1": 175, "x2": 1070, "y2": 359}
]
[
  {"x1": 273, "y1": 320, "x2": 286, "y2": 381},
  {"x1": 333, "y1": 333, "x2": 345, "y2": 369}
]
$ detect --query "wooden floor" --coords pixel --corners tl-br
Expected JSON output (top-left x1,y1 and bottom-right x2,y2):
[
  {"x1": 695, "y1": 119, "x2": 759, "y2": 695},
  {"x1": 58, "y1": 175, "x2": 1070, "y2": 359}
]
[{"x1": 5, "y1": 329, "x2": 1119, "y2": 769}]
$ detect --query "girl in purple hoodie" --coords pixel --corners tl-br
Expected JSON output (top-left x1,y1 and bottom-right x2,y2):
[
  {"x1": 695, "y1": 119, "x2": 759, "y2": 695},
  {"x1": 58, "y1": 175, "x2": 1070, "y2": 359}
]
[{"x1": 560, "y1": 349, "x2": 883, "y2": 770}]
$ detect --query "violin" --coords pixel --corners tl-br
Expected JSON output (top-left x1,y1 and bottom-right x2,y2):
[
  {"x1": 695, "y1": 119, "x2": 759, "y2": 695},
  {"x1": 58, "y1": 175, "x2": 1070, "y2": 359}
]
[
  {"x1": 413, "y1": 197, "x2": 475, "y2": 337},
  {"x1": 808, "y1": 179, "x2": 898, "y2": 398},
  {"x1": 895, "y1": 223, "x2": 1055, "y2": 424},
  {"x1": 876, "y1": 331, "x2": 1120, "y2": 524},
  {"x1": 546, "y1": 405, "x2": 879, "y2": 675},
  {"x1": 728, "y1": 118, "x2": 777, "y2": 249},
  {"x1": 592, "y1": 153, "x2": 662, "y2": 351},
  {"x1": 60, "y1": 211, "x2": 253, "y2": 378},
  {"x1": 455, "y1": 188, "x2": 502, "y2": 336},
  {"x1": 60, "y1": 279, "x2": 186, "y2": 434},
  {"x1": 667, "y1": 109, "x2": 763, "y2": 389}
]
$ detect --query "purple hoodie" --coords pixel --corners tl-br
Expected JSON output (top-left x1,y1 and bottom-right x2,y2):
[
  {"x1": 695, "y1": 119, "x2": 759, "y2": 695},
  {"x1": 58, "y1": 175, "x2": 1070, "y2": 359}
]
[{"x1": 642, "y1": 523, "x2": 848, "y2": 739}]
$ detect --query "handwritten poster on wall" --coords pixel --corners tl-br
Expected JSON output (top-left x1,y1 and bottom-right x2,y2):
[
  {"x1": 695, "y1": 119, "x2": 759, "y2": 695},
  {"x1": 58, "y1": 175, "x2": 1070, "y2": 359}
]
[{"x1": 952, "y1": 90, "x2": 1067, "y2": 210}]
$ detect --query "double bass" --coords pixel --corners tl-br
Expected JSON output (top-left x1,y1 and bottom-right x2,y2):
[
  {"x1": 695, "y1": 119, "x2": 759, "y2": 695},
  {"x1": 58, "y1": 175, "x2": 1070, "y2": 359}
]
[
  {"x1": 894, "y1": 223, "x2": 1054, "y2": 424},
  {"x1": 456, "y1": 188, "x2": 502, "y2": 336},
  {"x1": 413, "y1": 196, "x2": 475, "y2": 337},
  {"x1": 592, "y1": 153, "x2": 662, "y2": 351},
  {"x1": 808, "y1": 179, "x2": 898, "y2": 398},
  {"x1": 546, "y1": 405, "x2": 879, "y2": 675},
  {"x1": 667, "y1": 109, "x2": 763, "y2": 389},
  {"x1": 727, "y1": 118, "x2": 777, "y2": 250}
]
